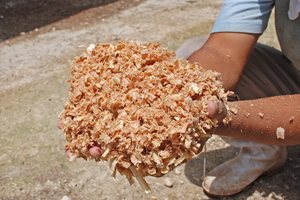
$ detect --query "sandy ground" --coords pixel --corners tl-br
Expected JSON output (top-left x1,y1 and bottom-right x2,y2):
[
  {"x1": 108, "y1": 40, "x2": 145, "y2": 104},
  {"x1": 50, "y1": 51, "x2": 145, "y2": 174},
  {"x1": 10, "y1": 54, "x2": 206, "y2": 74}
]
[{"x1": 0, "y1": 0, "x2": 299, "y2": 199}]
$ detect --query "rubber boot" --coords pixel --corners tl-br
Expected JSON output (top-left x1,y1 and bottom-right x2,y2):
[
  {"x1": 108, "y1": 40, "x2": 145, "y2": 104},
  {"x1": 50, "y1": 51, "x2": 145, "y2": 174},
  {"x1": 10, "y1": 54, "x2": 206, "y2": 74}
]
[{"x1": 202, "y1": 136, "x2": 287, "y2": 197}]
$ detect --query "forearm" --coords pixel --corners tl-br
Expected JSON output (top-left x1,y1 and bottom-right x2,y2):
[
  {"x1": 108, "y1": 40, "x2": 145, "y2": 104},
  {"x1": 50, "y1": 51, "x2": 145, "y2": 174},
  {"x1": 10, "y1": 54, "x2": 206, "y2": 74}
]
[
  {"x1": 215, "y1": 95, "x2": 300, "y2": 145},
  {"x1": 188, "y1": 32, "x2": 260, "y2": 91}
]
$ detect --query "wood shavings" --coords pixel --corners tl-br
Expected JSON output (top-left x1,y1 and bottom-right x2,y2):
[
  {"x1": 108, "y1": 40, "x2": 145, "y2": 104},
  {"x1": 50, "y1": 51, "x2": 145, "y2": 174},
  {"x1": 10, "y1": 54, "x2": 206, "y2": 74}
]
[
  {"x1": 129, "y1": 165, "x2": 151, "y2": 194},
  {"x1": 109, "y1": 158, "x2": 118, "y2": 173},
  {"x1": 222, "y1": 117, "x2": 232, "y2": 125},
  {"x1": 59, "y1": 41, "x2": 231, "y2": 191},
  {"x1": 289, "y1": 116, "x2": 294, "y2": 124},
  {"x1": 276, "y1": 127, "x2": 285, "y2": 139},
  {"x1": 101, "y1": 144, "x2": 111, "y2": 158},
  {"x1": 243, "y1": 112, "x2": 250, "y2": 118},
  {"x1": 68, "y1": 152, "x2": 77, "y2": 162},
  {"x1": 86, "y1": 44, "x2": 95, "y2": 55},
  {"x1": 259, "y1": 112, "x2": 264, "y2": 118},
  {"x1": 112, "y1": 76, "x2": 121, "y2": 85},
  {"x1": 174, "y1": 152, "x2": 188, "y2": 166},
  {"x1": 229, "y1": 107, "x2": 238, "y2": 115}
]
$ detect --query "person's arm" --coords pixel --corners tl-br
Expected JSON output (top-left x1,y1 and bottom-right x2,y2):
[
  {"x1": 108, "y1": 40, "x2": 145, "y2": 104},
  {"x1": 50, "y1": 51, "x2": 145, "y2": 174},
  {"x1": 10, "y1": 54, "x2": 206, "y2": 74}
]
[
  {"x1": 189, "y1": 32, "x2": 300, "y2": 145},
  {"x1": 188, "y1": 32, "x2": 260, "y2": 91},
  {"x1": 208, "y1": 95, "x2": 300, "y2": 145}
]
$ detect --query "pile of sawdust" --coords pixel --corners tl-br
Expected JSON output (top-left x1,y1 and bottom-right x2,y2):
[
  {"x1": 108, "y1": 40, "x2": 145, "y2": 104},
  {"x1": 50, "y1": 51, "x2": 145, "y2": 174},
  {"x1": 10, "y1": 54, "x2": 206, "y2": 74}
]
[{"x1": 59, "y1": 41, "x2": 231, "y2": 189}]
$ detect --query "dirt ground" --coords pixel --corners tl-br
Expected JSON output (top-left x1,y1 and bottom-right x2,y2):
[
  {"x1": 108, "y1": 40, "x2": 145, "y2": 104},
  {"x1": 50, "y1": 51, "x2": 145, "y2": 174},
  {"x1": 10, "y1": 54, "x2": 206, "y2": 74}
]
[{"x1": 0, "y1": 0, "x2": 299, "y2": 200}]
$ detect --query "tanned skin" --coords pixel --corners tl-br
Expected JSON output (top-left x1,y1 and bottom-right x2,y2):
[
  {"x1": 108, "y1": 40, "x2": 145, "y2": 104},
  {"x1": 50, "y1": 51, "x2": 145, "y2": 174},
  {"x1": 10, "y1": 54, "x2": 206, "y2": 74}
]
[{"x1": 190, "y1": 32, "x2": 300, "y2": 146}]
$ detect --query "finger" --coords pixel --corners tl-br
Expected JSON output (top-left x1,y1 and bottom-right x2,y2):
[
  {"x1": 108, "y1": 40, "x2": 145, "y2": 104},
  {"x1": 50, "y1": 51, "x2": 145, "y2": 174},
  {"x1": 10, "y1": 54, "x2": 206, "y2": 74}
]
[
  {"x1": 57, "y1": 120, "x2": 62, "y2": 129},
  {"x1": 215, "y1": 101, "x2": 227, "y2": 121},
  {"x1": 207, "y1": 100, "x2": 218, "y2": 118},
  {"x1": 65, "y1": 149, "x2": 70, "y2": 158},
  {"x1": 207, "y1": 100, "x2": 227, "y2": 122},
  {"x1": 89, "y1": 146, "x2": 102, "y2": 157}
]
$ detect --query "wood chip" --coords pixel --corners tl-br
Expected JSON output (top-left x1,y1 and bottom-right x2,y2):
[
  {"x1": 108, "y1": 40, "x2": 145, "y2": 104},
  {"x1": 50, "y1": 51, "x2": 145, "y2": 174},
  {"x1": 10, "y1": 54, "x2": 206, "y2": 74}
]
[
  {"x1": 289, "y1": 116, "x2": 294, "y2": 124},
  {"x1": 259, "y1": 112, "x2": 264, "y2": 118},
  {"x1": 276, "y1": 127, "x2": 285, "y2": 139},
  {"x1": 229, "y1": 107, "x2": 238, "y2": 115},
  {"x1": 243, "y1": 112, "x2": 250, "y2": 117}
]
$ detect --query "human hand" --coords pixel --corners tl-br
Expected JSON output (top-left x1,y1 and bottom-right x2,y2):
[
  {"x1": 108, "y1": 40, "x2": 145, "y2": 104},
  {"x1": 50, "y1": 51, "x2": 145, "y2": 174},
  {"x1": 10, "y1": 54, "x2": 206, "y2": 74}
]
[
  {"x1": 207, "y1": 100, "x2": 228, "y2": 123},
  {"x1": 57, "y1": 100, "x2": 226, "y2": 162},
  {"x1": 57, "y1": 120, "x2": 102, "y2": 159}
]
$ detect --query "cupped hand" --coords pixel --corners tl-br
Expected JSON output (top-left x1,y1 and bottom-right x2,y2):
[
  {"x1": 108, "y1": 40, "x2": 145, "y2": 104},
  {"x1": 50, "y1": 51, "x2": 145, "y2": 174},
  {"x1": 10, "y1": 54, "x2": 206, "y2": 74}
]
[
  {"x1": 57, "y1": 120, "x2": 102, "y2": 159},
  {"x1": 57, "y1": 100, "x2": 226, "y2": 161}
]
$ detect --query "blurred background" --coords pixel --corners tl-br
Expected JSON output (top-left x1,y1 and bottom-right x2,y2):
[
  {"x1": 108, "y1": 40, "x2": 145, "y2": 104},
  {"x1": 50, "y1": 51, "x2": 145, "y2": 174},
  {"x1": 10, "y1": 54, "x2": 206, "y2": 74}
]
[{"x1": 0, "y1": 0, "x2": 120, "y2": 41}]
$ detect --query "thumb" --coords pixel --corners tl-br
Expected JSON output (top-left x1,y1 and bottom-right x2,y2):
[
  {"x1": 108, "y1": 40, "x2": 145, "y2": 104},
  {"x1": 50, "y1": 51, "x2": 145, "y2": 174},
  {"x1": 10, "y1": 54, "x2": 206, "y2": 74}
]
[{"x1": 207, "y1": 100, "x2": 227, "y2": 122}]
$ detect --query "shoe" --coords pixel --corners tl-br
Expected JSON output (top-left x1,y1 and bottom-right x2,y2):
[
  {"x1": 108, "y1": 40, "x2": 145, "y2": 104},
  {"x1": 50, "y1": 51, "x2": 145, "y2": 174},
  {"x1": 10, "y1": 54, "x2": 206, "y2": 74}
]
[{"x1": 202, "y1": 142, "x2": 287, "y2": 197}]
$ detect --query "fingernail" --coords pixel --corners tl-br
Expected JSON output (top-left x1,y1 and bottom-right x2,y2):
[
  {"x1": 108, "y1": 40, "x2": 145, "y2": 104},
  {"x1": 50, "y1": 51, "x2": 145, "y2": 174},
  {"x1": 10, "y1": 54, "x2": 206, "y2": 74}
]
[
  {"x1": 65, "y1": 149, "x2": 70, "y2": 158},
  {"x1": 207, "y1": 100, "x2": 217, "y2": 118},
  {"x1": 57, "y1": 121, "x2": 62, "y2": 129},
  {"x1": 90, "y1": 146, "x2": 102, "y2": 158}
]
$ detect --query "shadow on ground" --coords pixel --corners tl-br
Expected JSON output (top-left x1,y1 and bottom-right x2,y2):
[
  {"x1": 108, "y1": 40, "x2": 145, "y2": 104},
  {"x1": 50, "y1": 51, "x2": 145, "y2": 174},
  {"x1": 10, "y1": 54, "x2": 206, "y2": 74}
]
[
  {"x1": 184, "y1": 145, "x2": 300, "y2": 199},
  {"x1": 0, "y1": 0, "x2": 118, "y2": 41}
]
